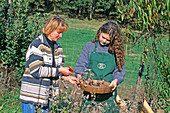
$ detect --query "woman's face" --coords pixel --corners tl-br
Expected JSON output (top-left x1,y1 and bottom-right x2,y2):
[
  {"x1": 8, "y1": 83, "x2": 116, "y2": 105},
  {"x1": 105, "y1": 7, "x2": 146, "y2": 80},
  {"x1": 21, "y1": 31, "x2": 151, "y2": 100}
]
[
  {"x1": 99, "y1": 33, "x2": 111, "y2": 46},
  {"x1": 47, "y1": 29, "x2": 63, "y2": 41}
]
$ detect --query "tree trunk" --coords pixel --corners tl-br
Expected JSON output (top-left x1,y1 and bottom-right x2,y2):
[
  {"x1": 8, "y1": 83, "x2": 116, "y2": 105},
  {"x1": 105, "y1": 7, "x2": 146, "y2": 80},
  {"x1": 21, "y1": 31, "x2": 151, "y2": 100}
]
[{"x1": 89, "y1": 1, "x2": 92, "y2": 20}]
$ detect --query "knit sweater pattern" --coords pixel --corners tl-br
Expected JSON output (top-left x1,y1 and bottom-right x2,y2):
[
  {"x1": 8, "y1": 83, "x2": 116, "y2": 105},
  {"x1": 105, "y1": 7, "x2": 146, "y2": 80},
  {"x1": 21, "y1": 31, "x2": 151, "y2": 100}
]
[{"x1": 19, "y1": 34, "x2": 64, "y2": 106}]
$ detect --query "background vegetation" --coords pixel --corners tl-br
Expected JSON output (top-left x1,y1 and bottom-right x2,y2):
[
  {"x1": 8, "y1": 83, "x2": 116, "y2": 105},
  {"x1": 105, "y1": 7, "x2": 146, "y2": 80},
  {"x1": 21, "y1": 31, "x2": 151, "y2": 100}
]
[{"x1": 0, "y1": 0, "x2": 169, "y2": 112}]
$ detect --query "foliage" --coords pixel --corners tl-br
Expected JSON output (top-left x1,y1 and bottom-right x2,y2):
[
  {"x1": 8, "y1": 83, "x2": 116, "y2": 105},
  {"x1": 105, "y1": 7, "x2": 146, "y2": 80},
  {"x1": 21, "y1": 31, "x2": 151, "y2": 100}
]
[
  {"x1": 0, "y1": 0, "x2": 48, "y2": 83},
  {"x1": 65, "y1": 0, "x2": 116, "y2": 19},
  {"x1": 116, "y1": 0, "x2": 169, "y2": 111},
  {"x1": 116, "y1": 0, "x2": 169, "y2": 40},
  {"x1": 143, "y1": 35, "x2": 169, "y2": 112},
  {"x1": 28, "y1": 0, "x2": 45, "y2": 12},
  {"x1": 25, "y1": 0, "x2": 117, "y2": 20},
  {"x1": 95, "y1": 0, "x2": 116, "y2": 19},
  {"x1": 67, "y1": 0, "x2": 93, "y2": 19}
]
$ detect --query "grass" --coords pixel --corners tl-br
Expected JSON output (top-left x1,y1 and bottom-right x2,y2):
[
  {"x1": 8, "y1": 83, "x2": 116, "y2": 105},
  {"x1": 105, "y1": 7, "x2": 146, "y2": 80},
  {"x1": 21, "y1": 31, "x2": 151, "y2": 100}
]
[{"x1": 0, "y1": 87, "x2": 22, "y2": 113}]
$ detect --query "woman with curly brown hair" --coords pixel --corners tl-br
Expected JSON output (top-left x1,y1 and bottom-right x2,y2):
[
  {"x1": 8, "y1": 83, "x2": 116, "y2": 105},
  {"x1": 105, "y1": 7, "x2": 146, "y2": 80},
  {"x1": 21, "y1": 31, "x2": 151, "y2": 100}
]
[{"x1": 75, "y1": 21, "x2": 126, "y2": 112}]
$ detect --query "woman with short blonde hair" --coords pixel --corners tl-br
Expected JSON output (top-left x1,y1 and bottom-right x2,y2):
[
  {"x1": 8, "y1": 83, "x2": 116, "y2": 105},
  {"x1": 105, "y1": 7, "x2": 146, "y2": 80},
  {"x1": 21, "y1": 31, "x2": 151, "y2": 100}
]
[
  {"x1": 20, "y1": 15, "x2": 78, "y2": 113},
  {"x1": 42, "y1": 16, "x2": 68, "y2": 36}
]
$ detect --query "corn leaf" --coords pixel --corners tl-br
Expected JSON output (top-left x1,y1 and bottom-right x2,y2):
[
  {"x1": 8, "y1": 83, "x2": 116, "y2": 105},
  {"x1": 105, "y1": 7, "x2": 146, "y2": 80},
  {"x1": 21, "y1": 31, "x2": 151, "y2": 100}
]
[
  {"x1": 148, "y1": 5, "x2": 151, "y2": 16},
  {"x1": 167, "y1": 0, "x2": 169, "y2": 12}
]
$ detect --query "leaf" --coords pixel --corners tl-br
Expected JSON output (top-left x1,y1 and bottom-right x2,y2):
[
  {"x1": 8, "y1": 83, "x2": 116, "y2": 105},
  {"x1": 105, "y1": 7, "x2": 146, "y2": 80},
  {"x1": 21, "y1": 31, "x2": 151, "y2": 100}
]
[
  {"x1": 153, "y1": 0, "x2": 157, "y2": 8},
  {"x1": 158, "y1": 5, "x2": 161, "y2": 11},
  {"x1": 164, "y1": 10, "x2": 167, "y2": 15},
  {"x1": 156, "y1": 12, "x2": 158, "y2": 18},
  {"x1": 148, "y1": 5, "x2": 151, "y2": 16},
  {"x1": 145, "y1": 13, "x2": 149, "y2": 23},
  {"x1": 138, "y1": 6, "x2": 142, "y2": 17},
  {"x1": 126, "y1": 37, "x2": 129, "y2": 42},
  {"x1": 149, "y1": 15, "x2": 151, "y2": 21},
  {"x1": 117, "y1": 7, "x2": 122, "y2": 14},
  {"x1": 129, "y1": 0, "x2": 132, "y2": 7},
  {"x1": 162, "y1": 4, "x2": 164, "y2": 8},
  {"x1": 130, "y1": 9, "x2": 133, "y2": 16},
  {"x1": 167, "y1": 0, "x2": 169, "y2": 12},
  {"x1": 145, "y1": 0, "x2": 148, "y2": 5},
  {"x1": 127, "y1": 28, "x2": 129, "y2": 37},
  {"x1": 142, "y1": 15, "x2": 146, "y2": 30},
  {"x1": 121, "y1": 14, "x2": 124, "y2": 21},
  {"x1": 140, "y1": 0, "x2": 143, "y2": 5}
]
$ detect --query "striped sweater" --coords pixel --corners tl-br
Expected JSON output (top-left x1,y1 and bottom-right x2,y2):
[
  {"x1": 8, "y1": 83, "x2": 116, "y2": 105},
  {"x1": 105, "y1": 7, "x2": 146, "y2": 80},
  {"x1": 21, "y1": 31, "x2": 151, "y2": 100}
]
[{"x1": 19, "y1": 34, "x2": 64, "y2": 106}]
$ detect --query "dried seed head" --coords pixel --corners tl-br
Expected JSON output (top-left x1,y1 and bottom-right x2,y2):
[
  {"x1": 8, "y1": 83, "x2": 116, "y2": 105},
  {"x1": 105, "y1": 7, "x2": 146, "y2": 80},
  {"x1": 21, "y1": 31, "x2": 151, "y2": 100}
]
[
  {"x1": 85, "y1": 81, "x2": 88, "y2": 84},
  {"x1": 90, "y1": 73, "x2": 94, "y2": 76},
  {"x1": 89, "y1": 76, "x2": 93, "y2": 80},
  {"x1": 84, "y1": 69, "x2": 91, "y2": 71},
  {"x1": 76, "y1": 81, "x2": 80, "y2": 84},
  {"x1": 86, "y1": 94, "x2": 89, "y2": 100},
  {"x1": 84, "y1": 72, "x2": 89, "y2": 75}
]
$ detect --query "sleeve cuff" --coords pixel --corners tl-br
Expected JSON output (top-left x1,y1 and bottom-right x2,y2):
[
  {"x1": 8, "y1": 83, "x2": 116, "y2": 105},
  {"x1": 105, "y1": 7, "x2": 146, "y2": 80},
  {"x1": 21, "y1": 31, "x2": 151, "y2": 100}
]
[{"x1": 51, "y1": 66, "x2": 59, "y2": 78}]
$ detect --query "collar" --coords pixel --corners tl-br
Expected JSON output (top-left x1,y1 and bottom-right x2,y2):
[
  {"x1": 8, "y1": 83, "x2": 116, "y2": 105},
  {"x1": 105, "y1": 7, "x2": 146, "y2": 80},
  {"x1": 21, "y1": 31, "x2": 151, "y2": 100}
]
[
  {"x1": 39, "y1": 34, "x2": 60, "y2": 49},
  {"x1": 44, "y1": 35, "x2": 55, "y2": 47}
]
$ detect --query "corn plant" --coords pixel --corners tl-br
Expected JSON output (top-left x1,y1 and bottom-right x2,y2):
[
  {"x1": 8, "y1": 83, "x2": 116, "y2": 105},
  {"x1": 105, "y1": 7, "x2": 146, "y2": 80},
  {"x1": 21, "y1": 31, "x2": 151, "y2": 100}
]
[
  {"x1": 116, "y1": 0, "x2": 169, "y2": 112},
  {"x1": 116, "y1": 0, "x2": 169, "y2": 40}
]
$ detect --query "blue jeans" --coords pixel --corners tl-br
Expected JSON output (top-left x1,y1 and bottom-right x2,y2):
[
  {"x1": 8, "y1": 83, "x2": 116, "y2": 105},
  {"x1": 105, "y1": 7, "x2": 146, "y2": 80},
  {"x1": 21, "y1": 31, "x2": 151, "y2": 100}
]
[{"x1": 21, "y1": 102, "x2": 49, "y2": 113}]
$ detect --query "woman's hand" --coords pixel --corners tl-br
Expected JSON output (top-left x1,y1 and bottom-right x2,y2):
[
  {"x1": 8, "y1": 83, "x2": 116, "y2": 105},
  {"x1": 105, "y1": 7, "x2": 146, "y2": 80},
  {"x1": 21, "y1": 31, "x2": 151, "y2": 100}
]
[
  {"x1": 58, "y1": 67, "x2": 74, "y2": 75},
  {"x1": 76, "y1": 74, "x2": 82, "y2": 87},
  {"x1": 62, "y1": 76, "x2": 79, "y2": 84},
  {"x1": 109, "y1": 79, "x2": 118, "y2": 91}
]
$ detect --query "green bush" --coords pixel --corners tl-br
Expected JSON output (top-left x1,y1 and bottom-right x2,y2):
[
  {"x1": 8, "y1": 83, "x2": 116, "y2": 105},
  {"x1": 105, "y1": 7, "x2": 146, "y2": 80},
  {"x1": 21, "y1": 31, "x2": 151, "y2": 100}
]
[{"x1": 0, "y1": 0, "x2": 48, "y2": 83}]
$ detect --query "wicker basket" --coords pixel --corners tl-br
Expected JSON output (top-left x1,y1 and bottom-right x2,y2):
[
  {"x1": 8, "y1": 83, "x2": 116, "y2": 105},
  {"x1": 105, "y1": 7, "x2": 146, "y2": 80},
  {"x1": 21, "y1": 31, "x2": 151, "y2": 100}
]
[{"x1": 79, "y1": 79, "x2": 114, "y2": 94}]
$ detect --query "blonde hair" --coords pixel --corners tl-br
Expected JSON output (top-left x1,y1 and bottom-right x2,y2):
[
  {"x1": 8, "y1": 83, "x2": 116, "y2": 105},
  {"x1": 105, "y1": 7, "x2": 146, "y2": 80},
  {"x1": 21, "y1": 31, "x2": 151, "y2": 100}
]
[{"x1": 42, "y1": 15, "x2": 69, "y2": 36}]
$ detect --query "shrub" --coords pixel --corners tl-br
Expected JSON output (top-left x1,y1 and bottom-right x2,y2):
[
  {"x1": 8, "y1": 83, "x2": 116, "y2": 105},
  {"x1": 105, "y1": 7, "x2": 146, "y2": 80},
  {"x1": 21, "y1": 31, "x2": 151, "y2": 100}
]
[{"x1": 0, "y1": 0, "x2": 48, "y2": 85}]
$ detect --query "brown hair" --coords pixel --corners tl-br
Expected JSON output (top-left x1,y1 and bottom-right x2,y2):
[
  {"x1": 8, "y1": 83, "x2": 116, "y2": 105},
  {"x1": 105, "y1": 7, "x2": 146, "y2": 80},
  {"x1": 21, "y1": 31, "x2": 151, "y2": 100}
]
[
  {"x1": 42, "y1": 15, "x2": 69, "y2": 36},
  {"x1": 91, "y1": 21, "x2": 125, "y2": 70}
]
